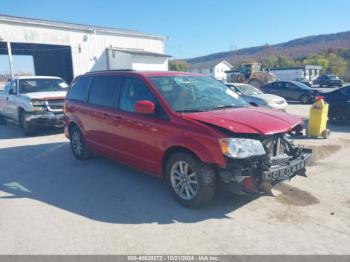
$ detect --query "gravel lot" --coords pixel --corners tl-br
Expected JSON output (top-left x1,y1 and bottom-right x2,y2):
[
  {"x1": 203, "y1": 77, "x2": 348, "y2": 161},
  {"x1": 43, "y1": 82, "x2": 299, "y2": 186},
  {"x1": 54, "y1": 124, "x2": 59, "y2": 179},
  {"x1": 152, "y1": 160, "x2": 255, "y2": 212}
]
[{"x1": 0, "y1": 104, "x2": 350, "y2": 255}]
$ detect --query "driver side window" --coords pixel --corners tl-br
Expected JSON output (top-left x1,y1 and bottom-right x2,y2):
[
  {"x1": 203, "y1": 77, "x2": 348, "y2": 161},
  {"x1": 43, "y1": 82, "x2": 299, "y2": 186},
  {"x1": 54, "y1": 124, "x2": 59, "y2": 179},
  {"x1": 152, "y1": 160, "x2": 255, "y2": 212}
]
[
  {"x1": 3, "y1": 82, "x2": 11, "y2": 94},
  {"x1": 119, "y1": 77, "x2": 156, "y2": 113},
  {"x1": 271, "y1": 82, "x2": 281, "y2": 89},
  {"x1": 10, "y1": 80, "x2": 17, "y2": 94}
]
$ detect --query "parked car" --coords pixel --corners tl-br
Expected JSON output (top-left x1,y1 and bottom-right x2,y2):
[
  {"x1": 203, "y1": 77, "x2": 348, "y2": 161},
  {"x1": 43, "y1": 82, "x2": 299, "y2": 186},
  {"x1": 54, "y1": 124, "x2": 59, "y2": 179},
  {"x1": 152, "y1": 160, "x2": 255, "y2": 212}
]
[
  {"x1": 0, "y1": 76, "x2": 68, "y2": 135},
  {"x1": 226, "y1": 83, "x2": 288, "y2": 110},
  {"x1": 323, "y1": 85, "x2": 350, "y2": 125},
  {"x1": 313, "y1": 74, "x2": 343, "y2": 87},
  {"x1": 293, "y1": 78, "x2": 312, "y2": 87},
  {"x1": 64, "y1": 71, "x2": 312, "y2": 208},
  {"x1": 262, "y1": 81, "x2": 319, "y2": 104}
]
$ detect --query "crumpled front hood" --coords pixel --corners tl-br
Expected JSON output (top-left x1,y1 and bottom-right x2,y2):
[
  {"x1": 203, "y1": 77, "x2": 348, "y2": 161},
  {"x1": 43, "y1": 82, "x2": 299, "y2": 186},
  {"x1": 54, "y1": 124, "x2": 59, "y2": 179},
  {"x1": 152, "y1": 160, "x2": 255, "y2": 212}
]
[
  {"x1": 185, "y1": 107, "x2": 303, "y2": 135},
  {"x1": 21, "y1": 91, "x2": 67, "y2": 100}
]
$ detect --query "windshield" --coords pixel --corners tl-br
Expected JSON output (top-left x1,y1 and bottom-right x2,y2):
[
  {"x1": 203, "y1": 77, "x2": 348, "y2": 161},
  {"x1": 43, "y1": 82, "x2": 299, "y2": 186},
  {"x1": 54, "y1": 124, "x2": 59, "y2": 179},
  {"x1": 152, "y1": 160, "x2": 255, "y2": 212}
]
[
  {"x1": 148, "y1": 76, "x2": 249, "y2": 112},
  {"x1": 19, "y1": 78, "x2": 68, "y2": 94},
  {"x1": 236, "y1": 84, "x2": 263, "y2": 95},
  {"x1": 328, "y1": 75, "x2": 339, "y2": 80}
]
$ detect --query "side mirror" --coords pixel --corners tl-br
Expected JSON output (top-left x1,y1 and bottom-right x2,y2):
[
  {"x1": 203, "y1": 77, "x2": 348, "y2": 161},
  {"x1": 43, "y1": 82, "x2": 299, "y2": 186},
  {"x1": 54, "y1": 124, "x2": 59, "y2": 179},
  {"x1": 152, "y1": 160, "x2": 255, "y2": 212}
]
[
  {"x1": 249, "y1": 102, "x2": 258, "y2": 107},
  {"x1": 134, "y1": 100, "x2": 155, "y2": 115}
]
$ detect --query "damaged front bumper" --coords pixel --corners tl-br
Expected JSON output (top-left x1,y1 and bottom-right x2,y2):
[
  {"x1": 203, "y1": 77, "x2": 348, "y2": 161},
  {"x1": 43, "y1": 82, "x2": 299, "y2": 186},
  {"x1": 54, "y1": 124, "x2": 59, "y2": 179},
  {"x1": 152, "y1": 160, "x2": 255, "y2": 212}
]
[
  {"x1": 218, "y1": 147, "x2": 312, "y2": 195},
  {"x1": 25, "y1": 112, "x2": 65, "y2": 127},
  {"x1": 261, "y1": 148, "x2": 312, "y2": 185}
]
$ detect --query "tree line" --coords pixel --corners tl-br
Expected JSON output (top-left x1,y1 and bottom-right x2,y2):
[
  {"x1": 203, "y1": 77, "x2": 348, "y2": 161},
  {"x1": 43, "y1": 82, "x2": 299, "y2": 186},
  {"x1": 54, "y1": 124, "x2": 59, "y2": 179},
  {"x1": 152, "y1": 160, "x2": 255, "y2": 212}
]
[
  {"x1": 170, "y1": 48, "x2": 350, "y2": 81},
  {"x1": 260, "y1": 48, "x2": 350, "y2": 80}
]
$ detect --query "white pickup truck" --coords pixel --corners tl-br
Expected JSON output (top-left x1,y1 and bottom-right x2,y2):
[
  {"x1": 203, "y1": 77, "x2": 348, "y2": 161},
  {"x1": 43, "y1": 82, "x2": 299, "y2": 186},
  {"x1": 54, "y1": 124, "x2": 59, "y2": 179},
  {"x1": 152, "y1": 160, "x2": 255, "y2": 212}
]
[{"x1": 0, "y1": 76, "x2": 68, "y2": 135}]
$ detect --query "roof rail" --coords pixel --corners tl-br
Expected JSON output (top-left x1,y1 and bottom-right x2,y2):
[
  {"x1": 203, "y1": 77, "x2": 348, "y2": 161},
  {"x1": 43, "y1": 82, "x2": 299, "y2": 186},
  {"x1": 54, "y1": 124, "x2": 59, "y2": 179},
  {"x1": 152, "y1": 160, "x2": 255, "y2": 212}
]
[{"x1": 86, "y1": 69, "x2": 136, "y2": 74}]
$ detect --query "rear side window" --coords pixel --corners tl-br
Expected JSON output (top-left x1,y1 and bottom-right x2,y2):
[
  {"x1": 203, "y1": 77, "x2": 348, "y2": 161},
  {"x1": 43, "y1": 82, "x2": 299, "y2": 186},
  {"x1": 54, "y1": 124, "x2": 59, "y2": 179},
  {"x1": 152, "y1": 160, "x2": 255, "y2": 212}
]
[
  {"x1": 88, "y1": 76, "x2": 121, "y2": 108},
  {"x1": 274, "y1": 82, "x2": 283, "y2": 89},
  {"x1": 285, "y1": 83, "x2": 296, "y2": 89},
  {"x1": 68, "y1": 77, "x2": 91, "y2": 102}
]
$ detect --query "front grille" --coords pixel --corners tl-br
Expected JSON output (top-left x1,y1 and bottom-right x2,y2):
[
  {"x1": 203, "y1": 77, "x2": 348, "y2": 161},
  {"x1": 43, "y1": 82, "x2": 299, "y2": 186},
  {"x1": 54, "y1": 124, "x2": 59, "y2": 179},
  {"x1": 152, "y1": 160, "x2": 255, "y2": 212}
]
[
  {"x1": 263, "y1": 136, "x2": 284, "y2": 156},
  {"x1": 263, "y1": 134, "x2": 293, "y2": 166},
  {"x1": 47, "y1": 99, "x2": 64, "y2": 111}
]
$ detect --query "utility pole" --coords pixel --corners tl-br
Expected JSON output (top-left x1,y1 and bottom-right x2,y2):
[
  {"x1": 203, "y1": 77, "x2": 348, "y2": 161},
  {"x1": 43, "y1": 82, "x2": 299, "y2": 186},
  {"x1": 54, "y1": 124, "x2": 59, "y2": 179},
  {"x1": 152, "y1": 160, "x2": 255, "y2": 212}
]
[{"x1": 7, "y1": 41, "x2": 14, "y2": 79}]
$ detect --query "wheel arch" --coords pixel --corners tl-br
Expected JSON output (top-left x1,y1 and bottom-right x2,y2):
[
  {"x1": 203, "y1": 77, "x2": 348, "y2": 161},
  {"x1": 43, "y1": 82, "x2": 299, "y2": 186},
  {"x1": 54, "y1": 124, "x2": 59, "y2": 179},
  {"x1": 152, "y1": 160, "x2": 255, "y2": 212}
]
[
  {"x1": 66, "y1": 115, "x2": 86, "y2": 139},
  {"x1": 161, "y1": 146, "x2": 218, "y2": 178},
  {"x1": 68, "y1": 121, "x2": 79, "y2": 133}
]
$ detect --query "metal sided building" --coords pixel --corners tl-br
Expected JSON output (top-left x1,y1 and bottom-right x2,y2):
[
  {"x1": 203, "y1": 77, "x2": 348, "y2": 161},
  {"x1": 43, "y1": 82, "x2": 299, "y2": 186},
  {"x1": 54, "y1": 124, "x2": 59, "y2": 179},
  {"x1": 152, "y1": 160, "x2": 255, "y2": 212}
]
[
  {"x1": 0, "y1": 14, "x2": 170, "y2": 83},
  {"x1": 270, "y1": 65, "x2": 322, "y2": 81}
]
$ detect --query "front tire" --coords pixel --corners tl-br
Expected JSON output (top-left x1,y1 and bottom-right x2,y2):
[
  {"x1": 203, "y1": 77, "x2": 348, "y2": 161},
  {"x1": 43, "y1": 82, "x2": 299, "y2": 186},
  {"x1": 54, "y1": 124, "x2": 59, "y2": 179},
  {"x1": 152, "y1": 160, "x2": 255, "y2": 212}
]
[
  {"x1": 165, "y1": 152, "x2": 216, "y2": 208},
  {"x1": 69, "y1": 125, "x2": 91, "y2": 160},
  {"x1": 19, "y1": 111, "x2": 35, "y2": 136}
]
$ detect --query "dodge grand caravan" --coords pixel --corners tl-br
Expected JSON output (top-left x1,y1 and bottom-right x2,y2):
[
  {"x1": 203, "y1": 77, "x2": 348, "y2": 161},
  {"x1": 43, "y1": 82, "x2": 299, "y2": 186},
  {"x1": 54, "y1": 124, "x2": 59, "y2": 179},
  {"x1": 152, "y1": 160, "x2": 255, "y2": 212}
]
[{"x1": 64, "y1": 70, "x2": 312, "y2": 207}]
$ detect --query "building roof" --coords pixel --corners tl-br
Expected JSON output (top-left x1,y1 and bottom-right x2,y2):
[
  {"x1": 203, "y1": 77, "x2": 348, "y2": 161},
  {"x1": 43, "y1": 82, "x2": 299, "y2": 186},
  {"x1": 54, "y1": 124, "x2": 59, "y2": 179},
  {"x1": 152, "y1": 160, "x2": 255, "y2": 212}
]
[
  {"x1": 110, "y1": 48, "x2": 171, "y2": 58},
  {"x1": 85, "y1": 70, "x2": 201, "y2": 77},
  {"x1": 14, "y1": 76, "x2": 63, "y2": 80},
  {"x1": 0, "y1": 14, "x2": 165, "y2": 40},
  {"x1": 189, "y1": 59, "x2": 233, "y2": 70}
]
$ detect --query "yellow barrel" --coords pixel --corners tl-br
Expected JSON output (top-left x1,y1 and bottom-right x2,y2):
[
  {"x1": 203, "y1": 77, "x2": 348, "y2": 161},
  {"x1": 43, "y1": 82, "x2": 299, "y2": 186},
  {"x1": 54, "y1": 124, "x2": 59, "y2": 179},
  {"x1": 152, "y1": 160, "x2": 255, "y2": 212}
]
[{"x1": 307, "y1": 98, "x2": 330, "y2": 138}]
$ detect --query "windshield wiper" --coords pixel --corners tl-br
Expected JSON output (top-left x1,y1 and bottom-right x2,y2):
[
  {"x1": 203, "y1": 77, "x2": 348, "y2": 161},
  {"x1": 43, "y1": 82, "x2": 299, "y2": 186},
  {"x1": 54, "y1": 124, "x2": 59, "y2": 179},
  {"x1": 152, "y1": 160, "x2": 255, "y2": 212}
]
[
  {"x1": 175, "y1": 109, "x2": 205, "y2": 113},
  {"x1": 210, "y1": 105, "x2": 240, "y2": 110}
]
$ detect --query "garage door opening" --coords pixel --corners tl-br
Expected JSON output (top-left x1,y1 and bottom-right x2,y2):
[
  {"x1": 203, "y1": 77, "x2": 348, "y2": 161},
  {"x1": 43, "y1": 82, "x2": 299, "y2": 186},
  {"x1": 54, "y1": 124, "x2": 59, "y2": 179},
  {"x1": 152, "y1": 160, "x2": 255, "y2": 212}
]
[{"x1": 0, "y1": 42, "x2": 74, "y2": 83}]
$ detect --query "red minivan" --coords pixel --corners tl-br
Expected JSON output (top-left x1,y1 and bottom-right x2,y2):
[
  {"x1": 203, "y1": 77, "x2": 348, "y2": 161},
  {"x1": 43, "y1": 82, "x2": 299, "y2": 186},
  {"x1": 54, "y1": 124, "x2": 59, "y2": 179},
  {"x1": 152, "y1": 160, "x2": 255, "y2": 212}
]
[{"x1": 64, "y1": 70, "x2": 312, "y2": 207}]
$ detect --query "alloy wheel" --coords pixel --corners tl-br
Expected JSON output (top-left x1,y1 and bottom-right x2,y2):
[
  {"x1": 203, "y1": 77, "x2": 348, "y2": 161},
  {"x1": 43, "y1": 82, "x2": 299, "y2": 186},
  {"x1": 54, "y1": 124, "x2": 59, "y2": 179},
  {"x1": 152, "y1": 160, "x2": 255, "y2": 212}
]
[
  {"x1": 71, "y1": 129, "x2": 84, "y2": 156},
  {"x1": 170, "y1": 161, "x2": 199, "y2": 200}
]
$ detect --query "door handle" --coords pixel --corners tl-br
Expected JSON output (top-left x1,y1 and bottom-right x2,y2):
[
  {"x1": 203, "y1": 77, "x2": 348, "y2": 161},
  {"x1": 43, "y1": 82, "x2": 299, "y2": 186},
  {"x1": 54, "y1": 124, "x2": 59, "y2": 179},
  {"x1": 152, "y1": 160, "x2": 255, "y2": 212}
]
[
  {"x1": 112, "y1": 116, "x2": 123, "y2": 121},
  {"x1": 102, "y1": 114, "x2": 122, "y2": 121},
  {"x1": 102, "y1": 113, "x2": 114, "y2": 119}
]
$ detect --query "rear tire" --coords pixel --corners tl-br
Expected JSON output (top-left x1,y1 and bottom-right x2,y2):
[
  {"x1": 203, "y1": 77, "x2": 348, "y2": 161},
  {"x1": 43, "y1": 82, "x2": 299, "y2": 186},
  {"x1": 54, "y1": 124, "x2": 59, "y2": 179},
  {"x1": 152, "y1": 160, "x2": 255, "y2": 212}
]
[
  {"x1": 69, "y1": 125, "x2": 91, "y2": 160},
  {"x1": 19, "y1": 111, "x2": 35, "y2": 136},
  {"x1": 300, "y1": 95, "x2": 311, "y2": 104},
  {"x1": 165, "y1": 152, "x2": 216, "y2": 208}
]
